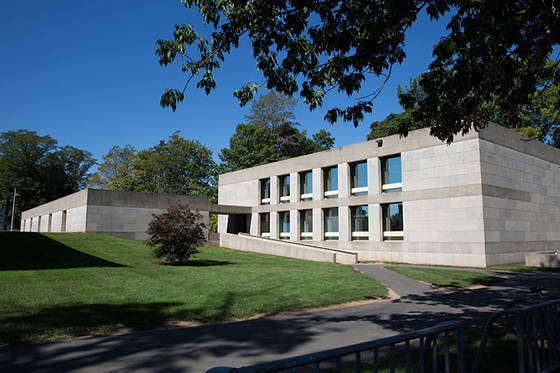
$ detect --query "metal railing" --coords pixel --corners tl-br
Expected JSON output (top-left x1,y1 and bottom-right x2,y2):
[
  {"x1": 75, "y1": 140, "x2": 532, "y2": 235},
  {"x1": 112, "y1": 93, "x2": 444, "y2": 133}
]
[
  {"x1": 472, "y1": 299, "x2": 560, "y2": 373},
  {"x1": 206, "y1": 321, "x2": 464, "y2": 373}
]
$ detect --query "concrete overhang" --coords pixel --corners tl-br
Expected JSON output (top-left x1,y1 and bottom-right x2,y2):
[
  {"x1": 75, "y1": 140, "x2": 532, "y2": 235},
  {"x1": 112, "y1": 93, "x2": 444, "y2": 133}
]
[{"x1": 210, "y1": 204, "x2": 252, "y2": 215}]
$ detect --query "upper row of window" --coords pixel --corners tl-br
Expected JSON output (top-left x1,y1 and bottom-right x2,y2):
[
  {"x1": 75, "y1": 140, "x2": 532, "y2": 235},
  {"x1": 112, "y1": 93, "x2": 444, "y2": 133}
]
[{"x1": 260, "y1": 155, "x2": 402, "y2": 205}]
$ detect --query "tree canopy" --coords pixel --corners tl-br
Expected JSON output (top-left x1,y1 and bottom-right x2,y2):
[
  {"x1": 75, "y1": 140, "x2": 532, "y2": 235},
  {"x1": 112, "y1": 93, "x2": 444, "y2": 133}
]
[
  {"x1": 368, "y1": 60, "x2": 560, "y2": 148},
  {"x1": 88, "y1": 144, "x2": 137, "y2": 190},
  {"x1": 157, "y1": 0, "x2": 559, "y2": 143},
  {"x1": 218, "y1": 91, "x2": 335, "y2": 172},
  {"x1": 90, "y1": 132, "x2": 217, "y2": 198},
  {"x1": 0, "y1": 130, "x2": 95, "y2": 228}
]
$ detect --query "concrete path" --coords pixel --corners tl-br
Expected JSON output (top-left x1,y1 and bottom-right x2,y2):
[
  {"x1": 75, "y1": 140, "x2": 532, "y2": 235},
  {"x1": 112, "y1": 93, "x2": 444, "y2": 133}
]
[{"x1": 1, "y1": 265, "x2": 559, "y2": 372}]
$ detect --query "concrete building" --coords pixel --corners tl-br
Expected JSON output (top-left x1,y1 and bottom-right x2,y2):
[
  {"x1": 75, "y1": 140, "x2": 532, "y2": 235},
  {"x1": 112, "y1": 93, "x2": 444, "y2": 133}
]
[
  {"x1": 19, "y1": 123, "x2": 560, "y2": 267},
  {"x1": 218, "y1": 123, "x2": 560, "y2": 267},
  {"x1": 20, "y1": 189, "x2": 249, "y2": 244}
]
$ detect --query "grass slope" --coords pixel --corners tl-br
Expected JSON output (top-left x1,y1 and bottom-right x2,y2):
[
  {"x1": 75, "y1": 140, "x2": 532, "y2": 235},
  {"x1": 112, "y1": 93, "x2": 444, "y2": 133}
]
[
  {"x1": 0, "y1": 232, "x2": 386, "y2": 345},
  {"x1": 384, "y1": 266, "x2": 506, "y2": 288}
]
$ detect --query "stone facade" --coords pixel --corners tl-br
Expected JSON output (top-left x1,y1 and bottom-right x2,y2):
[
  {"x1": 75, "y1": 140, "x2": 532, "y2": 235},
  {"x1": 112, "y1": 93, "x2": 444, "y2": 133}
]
[
  {"x1": 218, "y1": 123, "x2": 560, "y2": 267},
  {"x1": 21, "y1": 189, "x2": 212, "y2": 241}
]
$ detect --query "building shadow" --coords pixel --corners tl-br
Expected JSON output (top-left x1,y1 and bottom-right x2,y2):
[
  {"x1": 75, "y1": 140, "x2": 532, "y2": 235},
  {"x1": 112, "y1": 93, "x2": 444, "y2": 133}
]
[{"x1": 0, "y1": 232, "x2": 124, "y2": 271}]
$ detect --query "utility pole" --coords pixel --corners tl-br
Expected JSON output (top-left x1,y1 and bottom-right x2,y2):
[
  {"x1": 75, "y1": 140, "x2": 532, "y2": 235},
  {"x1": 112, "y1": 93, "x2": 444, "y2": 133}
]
[{"x1": 10, "y1": 188, "x2": 17, "y2": 231}]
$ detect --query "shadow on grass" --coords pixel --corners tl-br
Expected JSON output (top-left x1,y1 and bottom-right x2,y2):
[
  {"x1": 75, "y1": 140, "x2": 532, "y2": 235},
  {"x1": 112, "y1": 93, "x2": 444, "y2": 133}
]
[
  {"x1": 1, "y1": 292, "x2": 238, "y2": 346},
  {"x1": 0, "y1": 232, "x2": 124, "y2": 271},
  {"x1": 384, "y1": 266, "x2": 507, "y2": 289},
  {"x1": 439, "y1": 275, "x2": 506, "y2": 289},
  {"x1": 492, "y1": 266, "x2": 560, "y2": 273}
]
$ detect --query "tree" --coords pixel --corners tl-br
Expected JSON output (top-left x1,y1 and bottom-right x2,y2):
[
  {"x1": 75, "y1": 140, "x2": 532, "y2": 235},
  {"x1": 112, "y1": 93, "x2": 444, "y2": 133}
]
[
  {"x1": 219, "y1": 123, "x2": 334, "y2": 172},
  {"x1": 482, "y1": 59, "x2": 560, "y2": 148},
  {"x1": 146, "y1": 204, "x2": 206, "y2": 265},
  {"x1": 0, "y1": 130, "x2": 95, "y2": 227},
  {"x1": 367, "y1": 113, "x2": 413, "y2": 140},
  {"x1": 312, "y1": 129, "x2": 335, "y2": 151},
  {"x1": 88, "y1": 145, "x2": 137, "y2": 190},
  {"x1": 94, "y1": 132, "x2": 217, "y2": 198},
  {"x1": 367, "y1": 76, "x2": 433, "y2": 140},
  {"x1": 370, "y1": 60, "x2": 560, "y2": 148},
  {"x1": 132, "y1": 132, "x2": 216, "y2": 196},
  {"x1": 218, "y1": 123, "x2": 276, "y2": 172},
  {"x1": 157, "y1": 0, "x2": 559, "y2": 143},
  {"x1": 244, "y1": 91, "x2": 299, "y2": 155},
  {"x1": 218, "y1": 92, "x2": 335, "y2": 172}
]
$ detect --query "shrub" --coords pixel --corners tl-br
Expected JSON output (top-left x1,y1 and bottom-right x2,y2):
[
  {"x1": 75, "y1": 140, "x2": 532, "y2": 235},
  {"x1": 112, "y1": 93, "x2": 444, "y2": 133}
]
[
  {"x1": 146, "y1": 204, "x2": 206, "y2": 265},
  {"x1": 208, "y1": 214, "x2": 218, "y2": 233}
]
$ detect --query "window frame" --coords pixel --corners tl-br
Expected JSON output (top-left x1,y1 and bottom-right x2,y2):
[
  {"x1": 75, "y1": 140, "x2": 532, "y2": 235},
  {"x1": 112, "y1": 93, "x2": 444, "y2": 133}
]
[
  {"x1": 279, "y1": 175, "x2": 290, "y2": 204},
  {"x1": 300, "y1": 209, "x2": 313, "y2": 240},
  {"x1": 350, "y1": 205, "x2": 369, "y2": 241},
  {"x1": 382, "y1": 203, "x2": 404, "y2": 241},
  {"x1": 323, "y1": 166, "x2": 339, "y2": 199},
  {"x1": 323, "y1": 207, "x2": 339, "y2": 240},
  {"x1": 381, "y1": 155, "x2": 402, "y2": 193},
  {"x1": 350, "y1": 161, "x2": 368, "y2": 196},
  {"x1": 260, "y1": 178, "x2": 271, "y2": 205},
  {"x1": 278, "y1": 211, "x2": 290, "y2": 239},
  {"x1": 300, "y1": 170, "x2": 313, "y2": 201},
  {"x1": 260, "y1": 212, "x2": 270, "y2": 237}
]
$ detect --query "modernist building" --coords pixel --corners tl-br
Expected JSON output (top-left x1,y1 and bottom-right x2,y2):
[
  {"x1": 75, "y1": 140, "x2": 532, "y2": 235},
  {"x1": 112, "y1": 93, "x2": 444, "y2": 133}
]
[
  {"x1": 19, "y1": 123, "x2": 560, "y2": 268},
  {"x1": 218, "y1": 123, "x2": 560, "y2": 267},
  {"x1": 20, "y1": 188, "x2": 249, "y2": 243}
]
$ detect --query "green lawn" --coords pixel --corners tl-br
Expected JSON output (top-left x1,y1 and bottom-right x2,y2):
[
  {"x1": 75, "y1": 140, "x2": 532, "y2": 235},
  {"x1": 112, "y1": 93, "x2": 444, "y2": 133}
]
[
  {"x1": 384, "y1": 266, "x2": 506, "y2": 289},
  {"x1": 0, "y1": 232, "x2": 387, "y2": 346},
  {"x1": 365, "y1": 260, "x2": 560, "y2": 273}
]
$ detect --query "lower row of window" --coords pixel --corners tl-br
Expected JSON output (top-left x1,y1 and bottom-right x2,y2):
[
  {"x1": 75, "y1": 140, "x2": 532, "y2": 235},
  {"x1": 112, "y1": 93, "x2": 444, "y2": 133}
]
[{"x1": 260, "y1": 203, "x2": 403, "y2": 241}]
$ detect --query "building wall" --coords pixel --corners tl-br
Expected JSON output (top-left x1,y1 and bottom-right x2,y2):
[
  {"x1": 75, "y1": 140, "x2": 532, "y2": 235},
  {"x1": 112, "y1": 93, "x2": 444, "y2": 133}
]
[
  {"x1": 478, "y1": 137, "x2": 560, "y2": 266},
  {"x1": 401, "y1": 139, "x2": 487, "y2": 266},
  {"x1": 218, "y1": 123, "x2": 560, "y2": 267},
  {"x1": 22, "y1": 189, "x2": 89, "y2": 233},
  {"x1": 21, "y1": 189, "x2": 211, "y2": 241},
  {"x1": 218, "y1": 179, "x2": 258, "y2": 234},
  {"x1": 66, "y1": 205, "x2": 88, "y2": 232}
]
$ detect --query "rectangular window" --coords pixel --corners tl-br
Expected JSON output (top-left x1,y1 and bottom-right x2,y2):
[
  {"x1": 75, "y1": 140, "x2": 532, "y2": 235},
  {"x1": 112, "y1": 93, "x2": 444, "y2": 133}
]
[
  {"x1": 260, "y1": 178, "x2": 271, "y2": 205},
  {"x1": 300, "y1": 171, "x2": 313, "y2": 201},
  {"x1": 260, "y1": 213, "x2": 270, "y2": 237},
  {"x1": 382, "y1": 203, "x2": 403, "y2": 240},
  {"x1": 279, "y1": 211, "x2": 290, "y2": 239},
  {"x1": 300, "y1": 209, "x2": 313, "y2": 240},
  {"x1": 61, "y1": 210, "x2": 67, "y2": 232},
  {"x1": 324, "y1": 207, "x2": 339, "y2": 240},
  {"x1": 381, "y1": 155, "x2": 402, "y2": 193},
  {"x1": 323, "y1": 166, "x2": 338, "y2": 199},
  {"x1": 350, "y1": 161, "x2": 368, "y2": 196},
  {"x1": 351, "y1": 205, "x2": 369, "y2": 240},
  {"x1": 279, "y1": 175, "x2": 290, "y2": 204}
]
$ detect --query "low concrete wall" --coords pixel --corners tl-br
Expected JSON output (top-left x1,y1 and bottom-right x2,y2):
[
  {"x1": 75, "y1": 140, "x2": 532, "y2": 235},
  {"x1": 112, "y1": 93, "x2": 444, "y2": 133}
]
[
  {"x1": 220, "y1": 233, "x2": 358, "y2": 264},
  {"x1": 525, "y1": 251, "x2": 560, "y2": 268},
  {"x1": 207, "y1": 233, "x2": 220, "y2": 247}
]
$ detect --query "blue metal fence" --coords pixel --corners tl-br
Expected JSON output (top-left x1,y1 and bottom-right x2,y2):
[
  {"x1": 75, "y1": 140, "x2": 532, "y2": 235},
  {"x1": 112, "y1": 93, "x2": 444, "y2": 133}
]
[
  {"x1": 206, "y1": 321, "x2": 464, "y2": 373},
  {"x1": 472, "y1": 299, "x2": 560, "y2": 373}
]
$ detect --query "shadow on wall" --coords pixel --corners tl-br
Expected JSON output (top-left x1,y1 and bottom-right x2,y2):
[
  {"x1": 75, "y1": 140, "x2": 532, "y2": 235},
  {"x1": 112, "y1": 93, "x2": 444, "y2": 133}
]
[
  {"x1": 0, "y1": 232, "x2": 125, "y2": 271},
  {"x1": 525, "y1": 251, "x2": 560, "y2": 268}
]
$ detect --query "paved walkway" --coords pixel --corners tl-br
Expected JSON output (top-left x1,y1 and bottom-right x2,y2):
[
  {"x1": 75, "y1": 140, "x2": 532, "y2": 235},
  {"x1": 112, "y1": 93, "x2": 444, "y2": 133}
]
[{"x1": 1, "y1": 265, "x2": 559, "y2": 372}]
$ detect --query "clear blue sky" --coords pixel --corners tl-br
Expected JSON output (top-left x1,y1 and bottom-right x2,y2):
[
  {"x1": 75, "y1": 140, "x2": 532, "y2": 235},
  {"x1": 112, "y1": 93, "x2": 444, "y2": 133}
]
[{"x1": 1, "y1": 1, "x2": 452, "y2": 168}]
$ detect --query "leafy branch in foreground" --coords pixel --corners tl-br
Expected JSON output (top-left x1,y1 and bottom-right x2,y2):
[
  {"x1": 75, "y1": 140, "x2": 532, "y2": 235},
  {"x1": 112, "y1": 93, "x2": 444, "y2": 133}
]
[{"x1": 157, "y1": 0, "x2": 559, "y2": 143}]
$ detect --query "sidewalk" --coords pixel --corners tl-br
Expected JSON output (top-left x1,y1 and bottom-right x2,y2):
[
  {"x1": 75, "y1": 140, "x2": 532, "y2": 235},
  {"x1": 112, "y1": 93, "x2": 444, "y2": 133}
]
[{"x1": 1, "y1": 265, "x2": 558, "y2": 372}]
